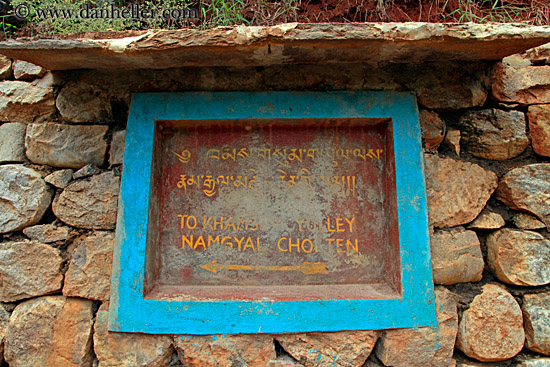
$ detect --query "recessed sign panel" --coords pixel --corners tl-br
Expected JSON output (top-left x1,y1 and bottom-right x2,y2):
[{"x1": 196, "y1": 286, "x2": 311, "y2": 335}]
[
  {"x1": 109, "y1": 92, "x2": 436, "y2": 335},
  {"x1": 147, "y1": 120, "x2": 400, "y2": 301}
]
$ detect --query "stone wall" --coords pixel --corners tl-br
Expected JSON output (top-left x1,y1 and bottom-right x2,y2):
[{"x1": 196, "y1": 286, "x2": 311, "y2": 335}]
[{"x1": 0, "y1": 47, "x2": 549, "y2": 367}]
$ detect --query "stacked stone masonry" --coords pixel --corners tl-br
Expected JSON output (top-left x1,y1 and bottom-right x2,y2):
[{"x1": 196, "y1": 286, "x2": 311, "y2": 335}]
[{"x1": 0, "y1": 42, "x2": 549, "y2": 367}]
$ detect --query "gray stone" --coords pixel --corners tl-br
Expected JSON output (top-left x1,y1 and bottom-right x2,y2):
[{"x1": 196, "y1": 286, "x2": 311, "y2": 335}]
[
  {"x1": 13, "y1": 60, "x2": 46, "y2": 81},
  {"x1": 487, "y1": 228, "x2": 550, "y2": 286},
  {"x1": 25, "y1": 123, "x2": 108, "y2": 169},
  {"x1": 0, "y1": 241, "x2": 63, "y2": 302},
  {"x1": 468, "y1": 210, "x2": 505, "y2": 229},
  {"x1": 63, "y1": 232, "x2": 114, "y2": 301},
  {"x1": 5, "y1": 296, "x2": 94, "y2": 367},
  {"x1": 496, "y1": 163, "x2": 550, "y2": 229},
  {"x1": 94, "y1": 303, "x2": 172, "y2": 367},
  {"x1": 0, "y1": 164, "x2": 53, "y2": 233},
  {"x1": 0, "y1": 304, "x2": 9, "y2": 361},
  {"x1": 0, "y1": 55, "x2": 12, "y2": 79},
  {"x1": 420, "y1": 110, "x2": 446, "y2": 152},
  {"x1": 514, "y1": 212, "x2": 546, "y2": 230},
  {"x1": 0, "y1": 123, "x2": 26, "y2": 163},
  {"x1": 517, "y1": 359, "x2": 550, "y2": 367},
  {"x1": 277, "y1": 330, "x2": 379, "y2": 367},
  {"x1": 23, "y1": 224, "x2": 70, "y2": 243},
  {"x1": 456, "y1": 284, "x2": 524, "y2": 362},
  {"x1": 492, "y1": 63, "x2": 550, "y2": 105},
  {"x1": 375, "y1": 287, "x2": 458, "y2": 367},
  {"x1": 53, "y1": 171, "x2": 120, "y2": 230},
  {"x1": 444, "y1": 130, "x2": 461, "y2": 156},
  {"x1": 523, "y1": 292, "x2": 550, "y2": 355},
  {"x1": 430, "y1": 227, "x2": 484, "y2": 285},
  {"x1": 459, "y1": 109, "x2": 528, "y2": 160},
  {"x1": 57, "y1": 81, "x2": 113, "y2": 123},
  {"x1": 0, "y1": 80, "x2": 55, "y2": 123},
  {"x1": 424, "y1": 154, "x2": 498, "y2": 228},
  {"x1": 527, "y1": 104, "x2": 550, "y2": 157},
  {"x1": 72, "y1": 164, "x2": 100, "y2": 179},
  {"x1": 109, "y1": 130, "x2": 126, "y2": 166},
  {"x1": 44, "y1": 169, "x2": 74, "y2": 189}
]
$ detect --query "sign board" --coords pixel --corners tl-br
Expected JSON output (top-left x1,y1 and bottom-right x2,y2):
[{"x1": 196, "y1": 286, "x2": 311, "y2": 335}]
[{"x1": 110, "y1": 92, "x2": 436, "y2": 334}]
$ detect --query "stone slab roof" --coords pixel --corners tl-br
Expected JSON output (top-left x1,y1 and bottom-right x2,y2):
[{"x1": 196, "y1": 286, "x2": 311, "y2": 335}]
[{"x1": 0, "y1": 23, "x2": 549, "y2": 70}]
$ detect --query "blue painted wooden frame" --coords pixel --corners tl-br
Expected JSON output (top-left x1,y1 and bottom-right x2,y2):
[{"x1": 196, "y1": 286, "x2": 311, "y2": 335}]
[{"x1": 109, "y1": 91, "x2": 436, "y2": 335}]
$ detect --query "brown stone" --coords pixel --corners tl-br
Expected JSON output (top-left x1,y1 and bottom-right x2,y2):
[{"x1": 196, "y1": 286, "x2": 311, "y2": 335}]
[
  {"x1": 94, "y1": 303, "x2": 173, "y2": 367},
  {"x1": 25, "y1": 123, "x2": 108, "y2": 169},
  {"x1": 72, "y1": 164, "x2": 100, "y2": 179},
  {"x1": 23, "y1": 223, "x2": 70, "y2": 243},
  {"x1": 492, "y1": 63, "x2": 550, "y2": 105},
  {"x1": 459, "y1": 109, "x2": 528, "y2": 160},
  {"x1": 424, "y1": 154, "x2": 498, "y2": 228},
  {"x1": 0, "y1": 164, "x2": 53, "y2": 234},
  {"x1": 5, "y1": 296, "x2": 94, "y2": 367},
  {"x1": 487, "y1": 228, "x2": 550, "y2": 286},
  {"x1": 53, "y1": 171, "x2": 120, "y2": 230},
  {"x1": 523, "y1": 292, "x2": 550, "y2": 355},
  {"x1": 375, "y1": 287, "x2": 458, "y2": 367},
  {"x1": 496, "y1": 163, "x2": 550, "y2": 229},
  {"x1": 0, "y1": 304, "x2": 9, "y2": 361},
  {"x1": 527, "y1": 104, "x2": 550, "y2": 157},
  {"x1": 0, "y1": 80, "x2": 55, "y2": 123},
  {"x1": 1, "y1": 24, "x2": 549, "y2": 70},
  {"x1": 514, "y1": 212, "x2": 546, "y2": 230},
  {"x1": 57, "y1": 81, "x2": 113, "y2": 123},
  {"x1": 430, "y1": 227, "x2": 484, "y2": 285},
  {"x1": 420, "y1": 110, "x2": 446, "y2": 152},
  {"x1": 44, "y1": 169, "x2": 74, "y2": 189},
  {"x1": 63, "y1": 232, "x2": 114, "y2": 301},
  {"x1": 13, "y1": 60, "x2": 46, "y2": 81},
  {"x1": 0, "y1": 241, "x2": 64, "y2": 302},
  {"x1": 175, "y1": 334, "x2": 275, "y2": 367},
  {"x1": 277, "y1": 330, "x2": 379, "y2": 367},
  {"x1": 0, "y1": 123, "x2": 27, "y2": 163},
  {"x1": 109, "y1": 130, "x2": 126, "y2": 166},
  {"x1": 468, "y1": 210, "x2": 505, "y2": 229},
  {"x1": 444, "y1": 130, "x2": 461, "y2": 156},
  {"x1": 0, "y1": 55, "x2": 12, "y2": 79},
  {"x1": 456, "y1": 284, "x2": 524, "y2": 362}
]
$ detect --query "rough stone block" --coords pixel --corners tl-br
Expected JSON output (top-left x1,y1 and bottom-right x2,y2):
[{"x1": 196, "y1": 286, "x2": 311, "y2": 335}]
[
  {"x1": 63, "y1": 232, "x2": 114, "y2": 301},
  {"x1": 0, "y1": 80, "x2": 55, "y2": 123},
  {"x1": 25, "y1": 123, "x2": 108, "y2": 169},
  {"x1": 497, "y1": 163, "x2": 550, "y2": 229},
  {"x1": 13, "y1": 60, "x2": 46, "y2": 81},
  {"x1": 468, "y1": 210, "x2": 505, "y2": 229},
  {"x1": 276, "y1": 330, "x2": 379, "y2": 367},
  {"x1": 424, "y1": 154, "x2": 498, "y2": 228},
  {"x1": 23, "y1": 223, "x2": 70, "y2": 243},
  {"x1": 492, "y1": 63, "x2": 550, "y2": 105},
  {"x1": 109, "y1": 130, "x2": 126, "y2": 166},
  {"x1": 0, "y1": 123, "x2": 26, "y2": 163},
  {"x1": 459, "y1": 109, "x2": 528, "y2": 160},
  {"x1": 0, "y1": 55, "x2": 12, "y2": 79},
  {"x1": 0, "y1": 241, "x2": 64, "y2": 302},
  {"x1": 53, "y1": 171, "x2": 120, "y2": 230},
  {"x1": 0, "y1": 164, "x2": 53, "y2": 233},
  {"x1": 527, "y1": 104, "x2": 550, "y2": 157},
  {"x1": 420, "y1": 110, "x2": 446, "y2": 152},
  {"x1": 430, "y1": 227, "x2": 484, "y2": 285},
  {"x1": 44, "y1": 169, "x2": 74, "y2": 189},
  {"x1": 487, "y1": 228, "x2": 550, "y2": 286},
  {"x1": 5, "y1": 296, "x2": 94, "y2": 367},
  {"x1": 523, "y1": 292, "x2": 550, "y2": 355},
  {"x1": 456, "y1": 284, "x2": 524, "y2": 362}
]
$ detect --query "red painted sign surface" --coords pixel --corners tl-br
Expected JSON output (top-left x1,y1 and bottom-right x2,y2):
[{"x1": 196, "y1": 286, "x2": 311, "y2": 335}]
[{"x1": 146, "y1": 119, "x2": 400, "y2": 301}]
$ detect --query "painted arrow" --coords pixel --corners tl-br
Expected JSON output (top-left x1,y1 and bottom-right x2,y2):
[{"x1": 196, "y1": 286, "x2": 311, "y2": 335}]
[{"x1": 201, "y1": 261, "x2": 328, "y2": 275}]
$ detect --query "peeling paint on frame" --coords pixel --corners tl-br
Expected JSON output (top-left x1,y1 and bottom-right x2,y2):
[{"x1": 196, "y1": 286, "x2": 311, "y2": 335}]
[{"x1": 109, "y1": 91, "x2": 436, "y2": 335}]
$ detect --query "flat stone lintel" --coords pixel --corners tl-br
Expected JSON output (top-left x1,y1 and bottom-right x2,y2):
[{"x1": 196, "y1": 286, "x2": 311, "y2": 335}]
[{"x1": 0, "y1": 22, "x2": 549, "y2": 70}]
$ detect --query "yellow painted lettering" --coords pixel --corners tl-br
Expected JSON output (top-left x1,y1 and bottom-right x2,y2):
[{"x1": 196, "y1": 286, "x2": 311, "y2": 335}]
[
  {"x1": 221, "y1": 236, "x2": 233, "y2": 248},
  {"x1": 182, "y1": 235, "x2": 194, "y2": 249},
  {"x1": 301, "y1": 238, "x2": 313, "y2": 253},
  {"x1": 336, "y1": 238, "x2": 346, "y2": 253},
  {"x1": 347, "y1": 239, "x2": 359, "y2": 253},
  {"x1": 288, "y1": 238, "x2": 300, "y2": 253},
  {"x1": 327, "y1": 218, "x2": 336, "y2": 232},
  {"x1": 336, "y1": 218, "x2": 344, "y2": 232},
  {"x1": 208, "y1": 235, "x2": 220, "y2": 247},
  {"x1": 234, "y1": 237, "x2": 244, "y2": 251},
  {"x1": 256, "y1": 237, "x2": 263, "y2": 252},
  {"x1": 213, "y1": 216, "x2": 223, "y2": 230},
  {"x1": 194, "y1": 235, "x2": 206, "y2": 250},
  {"x1": 277, "y1": 237, "x2": 288, "y2": 252},
  {"x1": 345, "y1": 217, "x2": 355, "y2": 233},
  {"x1": 225, "y1": 217, "x2": 237, "y2": 231},
  {"x1": 243, "y1": 237, "x2": 255, "y2": 252}
]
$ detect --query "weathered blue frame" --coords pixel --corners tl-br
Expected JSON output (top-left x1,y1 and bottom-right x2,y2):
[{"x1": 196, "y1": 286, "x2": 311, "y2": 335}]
[{"x1": 109, "y1": 91, "x2": 436, "y2": 334}]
